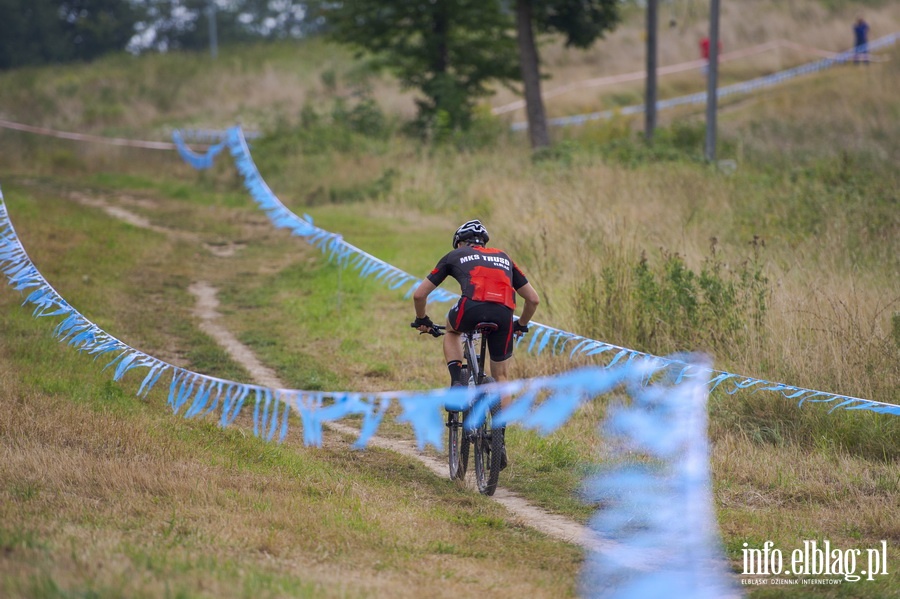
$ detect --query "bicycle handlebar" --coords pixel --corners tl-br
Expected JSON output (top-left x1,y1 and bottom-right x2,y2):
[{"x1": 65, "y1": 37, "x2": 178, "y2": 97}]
[{"x1": 410, "y1": 322, "x2": 446, "y2": 337}]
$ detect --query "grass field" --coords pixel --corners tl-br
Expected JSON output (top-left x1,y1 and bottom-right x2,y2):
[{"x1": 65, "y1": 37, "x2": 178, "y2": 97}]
[{"x1": 1, "y1": 1, "x2": 899, "y2": 597}]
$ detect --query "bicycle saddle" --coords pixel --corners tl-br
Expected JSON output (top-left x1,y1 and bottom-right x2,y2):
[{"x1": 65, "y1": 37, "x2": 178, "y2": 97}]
[{"x1": 474, "y1": 322, "x2": 499, "y2": 334}]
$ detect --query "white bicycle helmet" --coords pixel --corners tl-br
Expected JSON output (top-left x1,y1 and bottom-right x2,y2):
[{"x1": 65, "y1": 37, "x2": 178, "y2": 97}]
[{"x1": 452, "y1": 219, "x2": 490, "y2": 249}]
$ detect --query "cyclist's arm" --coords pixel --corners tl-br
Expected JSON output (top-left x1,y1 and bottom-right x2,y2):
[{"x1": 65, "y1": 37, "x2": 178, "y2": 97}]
[
  {"x1": 515, "y1": 282, "x2": 540, "y2": 326},
  {"x1": 413, "y1": 279, "x2": 437, "y2": 319}
]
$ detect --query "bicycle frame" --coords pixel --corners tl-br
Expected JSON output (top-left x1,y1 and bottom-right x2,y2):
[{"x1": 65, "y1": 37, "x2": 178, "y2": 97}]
[
  {"x1": 413, "y1": 319, "x2": 503, "y2": 495},
  {"x1": 460, "y1": 327, "x2": 491, "y2": 387},
  {"x1": 447, "y1": 323, "x2": 503, "y2": 496}
]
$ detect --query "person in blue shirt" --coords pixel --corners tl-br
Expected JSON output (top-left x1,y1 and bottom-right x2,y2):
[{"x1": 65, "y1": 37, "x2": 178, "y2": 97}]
[{"x1": 853, "y1": 16, "x2": 869, "y2": 64}]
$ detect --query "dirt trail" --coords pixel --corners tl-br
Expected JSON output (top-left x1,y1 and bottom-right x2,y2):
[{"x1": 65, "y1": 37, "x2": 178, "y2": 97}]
[
  {"x1": 68, "y1": 192, "x2": 244, "y2": 257},
  {"x1": 187, "y1": 279, "x2": 606, "y2": 552},
  {"x1": 74, "y1": 190, "x2": 606, "y2": 551}
]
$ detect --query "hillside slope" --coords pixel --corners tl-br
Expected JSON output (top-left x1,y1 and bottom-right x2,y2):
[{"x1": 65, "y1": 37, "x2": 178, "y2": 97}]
[{"x1": 0, "y1": 1, "x2": 898, "y2": 598}]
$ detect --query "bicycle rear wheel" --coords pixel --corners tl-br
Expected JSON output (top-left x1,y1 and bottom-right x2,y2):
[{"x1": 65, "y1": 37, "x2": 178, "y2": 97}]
[
  {"x1": 459, "y1": 409, "x2": 470, "y2": 478},
  {"x1": 472, "y1": 378, "x2": 503, "y2": 496}
]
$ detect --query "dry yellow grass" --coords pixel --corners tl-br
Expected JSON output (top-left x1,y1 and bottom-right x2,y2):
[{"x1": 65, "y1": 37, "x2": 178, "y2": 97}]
[
  {"x1": 491, "y1": 0, "x2": 900, "y2": 120},
  {"x1": 712, "y1": 430, "x2": 900, "y2": 547},
  {"x1": 1, "y1": 3, "x2": 899, "y2": 597}
]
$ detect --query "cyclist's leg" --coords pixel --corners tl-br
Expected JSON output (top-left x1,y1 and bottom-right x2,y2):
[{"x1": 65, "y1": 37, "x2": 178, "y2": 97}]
[
  {"x1": 488, "y1": 358, "x2": 512, "y2": 406},
  {"x1": 482, "y1": 303, "x2": 515, "y2": 407},
  {"x1": 443, "y1": 322, "x2": 464, "y2": 363},
  {"x1": 463, "y1": 302, "x2": 513, "y2": 473},
  {"x1": 488, "y1": 356, "x2": 511, "y2": 471},
  {"x1": 444, "y1": 300, "x2": 467, "y2": 385},
  {"x1": 443, "y1": 324, "x2": 463, "y2": 380}
]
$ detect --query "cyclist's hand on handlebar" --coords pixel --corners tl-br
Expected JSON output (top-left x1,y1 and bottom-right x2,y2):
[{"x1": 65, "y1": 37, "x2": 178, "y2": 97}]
[
  {"x1": 411, "y1": 316, "x2": 444, "y2": 337},
  {"x1": 513, "y1": 321, "x2": 529, "y2": 338},
  {"x1": 413, "y1": 315, "x2": 434, "y2": 330}
]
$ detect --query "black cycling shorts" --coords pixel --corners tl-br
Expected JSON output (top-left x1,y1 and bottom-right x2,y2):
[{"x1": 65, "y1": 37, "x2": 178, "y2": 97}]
[{"x1": 446, "y1": 297, "x2": 515, "y2": 362}]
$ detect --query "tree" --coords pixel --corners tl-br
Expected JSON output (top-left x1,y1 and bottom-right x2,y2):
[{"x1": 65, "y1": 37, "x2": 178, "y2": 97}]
[
  {"x1": 129, "y1": 0, "x2": 256, "y2": 53},
  {"x1": 0, "y1": 0, "x2": 141, "y2": 69},
  {"x1": 321, "y1": 0, "x2": 520, "y2": 135},
  {"x1": 127, "y1": 1, "x2": 316, "y2": 54},
  {"x1": 0, "y1": 0, "x2": 321, "y2": 68},
  {"x1": 515, "y1": 0, "x2": 620, "y2": 149},
  {"x1": 60, "y1": 0, "x2": 142, "y2": 61},
  {"x1": 0, "y1": 0, "x2": 65, "y2": 69},
  {"x1": 239, "y1": 0, "x2": 312, "y2": 38}
]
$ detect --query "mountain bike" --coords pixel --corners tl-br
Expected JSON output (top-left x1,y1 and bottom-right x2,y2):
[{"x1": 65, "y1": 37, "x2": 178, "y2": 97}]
[{"x1": 411, "y1": 321, "x2": 505, "y2": 496}]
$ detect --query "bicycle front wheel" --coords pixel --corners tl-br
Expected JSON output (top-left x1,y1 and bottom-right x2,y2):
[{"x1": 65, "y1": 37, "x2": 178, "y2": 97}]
[
  {"x1": 448, "y1": 367, "x2": 469, "y2": 481},
  {"x1": 447, "y1": 409, "x2": 467, "y2": 480},
  {"x1": 472, "y1": 379, "x2": 502, "y2": 496}
]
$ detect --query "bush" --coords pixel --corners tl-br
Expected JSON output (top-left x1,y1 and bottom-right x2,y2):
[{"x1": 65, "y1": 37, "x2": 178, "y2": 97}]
[
  {"x1": 574, "y1": 237, "x2": 769, "y2": 357},
  {"x1": 256, "y1": 95, "x2": 395, "y2": 160},
  {"x1": 325, "y1": 168, "x2": 398, "y2": 204},
  {"x1": 331, "y1": 96, "x2": 392, "y2": 139},
  {"x1": 417, "y1": 104, "x2": 509, "y2": 151}
]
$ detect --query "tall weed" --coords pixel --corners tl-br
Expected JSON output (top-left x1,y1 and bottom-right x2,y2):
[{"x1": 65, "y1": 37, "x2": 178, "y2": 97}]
[{"x1": 574, "y1": 237, "x2": 769, "y2": 358}]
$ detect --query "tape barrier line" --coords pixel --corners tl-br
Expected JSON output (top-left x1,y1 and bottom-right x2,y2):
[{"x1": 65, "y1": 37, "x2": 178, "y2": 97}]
[
  {"x1": 0, "y1": 117, "x2": 181, "y2": 150},
  {"x1": 0, "y1": 119, "x2": 261, "y2": 151},
  {"x1": 172, "y1": 130, "x2": 228, "y2": 170},
  {"x1": 222, "y1": 127, "x2": 461, "y2": 304},
  {"x1": 580, "y1": 355, "x2": 741, "y2": 598},
  {"x1": 1, "y1": 181, "x2": 743, "y2": 597},
  {"x1": 173, "y1": 125, "x2": 900, "y2": 419},
  {"x1": 493, "y1": 38, "x2": 843, "y2": 115},
  {"x1": 164, "y1": 32, "x2": 897, "y2": 137},
  {"x1": 511, "y1": 32, "x2": 899, "y2": 130},
  {"x1": 0, "y1": 49, "x2": 892, "y2": 417},
  {"x1": 2, "y1": 181, "x2": 671, "y2": 449}
]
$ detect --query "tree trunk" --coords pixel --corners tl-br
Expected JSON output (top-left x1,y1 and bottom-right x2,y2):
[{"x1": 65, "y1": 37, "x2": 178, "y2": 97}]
[
  {"x1": 645, "y1": 0, "x2": 658, "y2": 144},
  {"x1": 431, "y1": 4, "x2": 450, "y2": 113},
  {"x1": 432, "y1": 5, "x2": 449, "y2": 74},
  {"x1": 515, "y1": 0, "x2": 551, "y2": 149},
  {"x1": 704, "y1": 0, "x2": 721, "y2": 162}
]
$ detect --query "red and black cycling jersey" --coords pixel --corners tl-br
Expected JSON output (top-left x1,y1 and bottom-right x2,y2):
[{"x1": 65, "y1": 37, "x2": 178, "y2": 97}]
[{"x1": 426, "y1": 245, "x2": 528, "y2": 310}]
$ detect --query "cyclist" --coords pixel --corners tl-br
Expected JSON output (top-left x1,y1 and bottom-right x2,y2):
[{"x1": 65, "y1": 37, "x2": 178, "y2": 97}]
[{"x1": 412, "y1": 219, "x2": 540, "y2": 468}]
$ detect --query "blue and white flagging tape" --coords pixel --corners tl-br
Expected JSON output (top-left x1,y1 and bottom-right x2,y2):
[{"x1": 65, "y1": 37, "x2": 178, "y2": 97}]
[
  {"x1": 1, "y1": 183, "x2": 643, "y2": 449},
  {"x1": 580, "y1": 355, "x2": 740, "y2": 599},
  {"x1": 3, "y1": 33, "x2": 894, "y2": 599},
  {"x1": 169, "y1": 33, "x2": 897, "y2": 136},
  {"x1": 2, "y1": 183, "x2": 740, "y2": 597},
  {"x1": 173, "y1": 125, "x2": 900, "y2": 419},
  {"x1": 513, "y1": 33, "x2": 898, "y2": 131}
]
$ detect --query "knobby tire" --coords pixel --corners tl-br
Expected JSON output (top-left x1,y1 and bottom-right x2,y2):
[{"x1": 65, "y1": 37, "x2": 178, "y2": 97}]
[
  {"x1": 447, "y1": 411, "x2": 464, "y2": 480},
  {"x1": 472, "y1": 376, "x2": 502, "y2": 496},
  {"x1": 448, "y1": 367, "x2": 469, "y2": 480}
]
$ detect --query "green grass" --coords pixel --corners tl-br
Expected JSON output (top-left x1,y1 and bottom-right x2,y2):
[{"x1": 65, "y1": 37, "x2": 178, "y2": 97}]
[
  {"x1": 2, "y1": 4, "x2": 900, "y2": 597},
  {"x1": 0, "y1": 278, "x2": 582, "y2": 598},
  {"x1": 5, "y1": 128, "x2": 897, "y2": 595}
]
